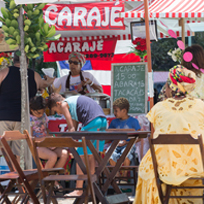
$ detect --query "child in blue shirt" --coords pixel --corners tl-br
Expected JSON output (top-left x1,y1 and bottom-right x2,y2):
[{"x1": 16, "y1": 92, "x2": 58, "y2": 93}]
[{"x1": 108, "y1": 97, "x2": 141, "y2": 178}]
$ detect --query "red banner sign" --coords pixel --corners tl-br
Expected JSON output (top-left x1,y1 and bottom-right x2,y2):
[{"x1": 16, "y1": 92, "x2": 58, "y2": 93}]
[
  {"x1": 43, "y1": 37, "x2": 117, "y2": 62},
  {"x1": 43, "y1": 2, "x2": 125, "y2": 30}
]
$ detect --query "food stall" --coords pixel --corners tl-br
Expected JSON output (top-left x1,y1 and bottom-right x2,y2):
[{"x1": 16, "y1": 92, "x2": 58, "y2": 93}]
[{"x1": 41, "y1": 0, "x2": 196, "y2": 132}]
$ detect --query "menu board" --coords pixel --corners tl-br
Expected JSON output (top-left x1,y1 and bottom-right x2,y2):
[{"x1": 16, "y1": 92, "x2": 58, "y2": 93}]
[{"x1": 111, "y1": 62, "x2": 148, "y2": 114}]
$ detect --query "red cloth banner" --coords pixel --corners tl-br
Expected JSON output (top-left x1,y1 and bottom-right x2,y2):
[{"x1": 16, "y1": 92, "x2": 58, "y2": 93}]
[
  {"x1": 43, "y1": 37, "x2": 117, "y2": 62},
  {"x1": 43, "y1": 2, "x2": 125, "y2": 30}
]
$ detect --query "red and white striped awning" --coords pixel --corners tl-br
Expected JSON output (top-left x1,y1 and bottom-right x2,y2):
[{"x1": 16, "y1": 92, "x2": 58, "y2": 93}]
[
  {"x1": 121, "y1": 0, "x2": 204, "y2": 18},
  {"x1": 57, "y1": 31, "x2": 192, "y2": 43},
  {"x1": 14, "y1": 0, "x2": 144, "y2": 4}
]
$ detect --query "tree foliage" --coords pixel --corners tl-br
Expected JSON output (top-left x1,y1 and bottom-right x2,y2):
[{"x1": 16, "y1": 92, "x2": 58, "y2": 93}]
[
  {"x1": 151, "y1": 33, "x2": 204, "y2": 71},
  {"x1": 151, "y1": 38, "x2": 178, "y2": 71},
  {"x1": 28, "y1": 55, "x2": 57, "y2": 76},
  {"x1": 0, "y1": 0, "x2": 60, "y2": 59}
]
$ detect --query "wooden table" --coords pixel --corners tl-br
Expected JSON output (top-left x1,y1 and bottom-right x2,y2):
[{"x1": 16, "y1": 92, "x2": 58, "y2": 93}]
[{"x1": 50, "y1": 131, "x2": 150, "y2": 204}]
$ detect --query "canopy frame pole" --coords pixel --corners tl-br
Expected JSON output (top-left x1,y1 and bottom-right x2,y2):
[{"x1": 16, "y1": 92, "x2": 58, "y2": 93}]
[
  {"x1": 144, "y1": 0, "x2": 154, "y2": 134},
  {"x1": 179, "y1": 18, "x2": 185, "y2": 44}
]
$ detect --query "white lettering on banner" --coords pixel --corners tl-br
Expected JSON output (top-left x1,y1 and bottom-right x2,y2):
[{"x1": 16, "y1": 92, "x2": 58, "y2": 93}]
[
  {"x1": 73, "y1": 42, "x2": 81, "y2": 52},
  {"x1": 59, "y1": 124, "x2": 67, "y2": 132},
  {"x1": 44, "y1": 5, "x2": 123, "y2": 29},
  {"x1": 102, "y1": 7, "x2": 110, "y2": 27},
  {"x1": 58, "y1": 123, "x2": 82, "y2": 132},
  {"x1": 81, "y1": 42, "x2": 89, "y2": 52},
  {"x1": 89, "y1": 42, "x2": 96, "y2": 52},
  {"x1": 58, "y1": 7, "x2": 72, "y2": 26},
  {"x1": 57, "y1": 42, "x2": 64, "y2": 53},
  {"x1": 74, "y1": 7, "x2": 87, "y2": 27},
  {"x1": 48, "y1": 40, "x2": 104, "y2": 53},
  {"x1": 45, "y1": 6, "x2": 58, "y2": 25},
  {"x1": 49, "y1": 42, "x2": 57, "y2": 53},
  {"x1": 97, "y1": 40, "x2": 103, "y2": 51},
  {"x1": 87, "y1": 7, "x2": 101, "y2": 27},
  {"x1": 111, "y1": 7, "x2": 123, "y2": 26},
  {"x1": 65, "y1": 43, "x2": 72, "y2": 52}
]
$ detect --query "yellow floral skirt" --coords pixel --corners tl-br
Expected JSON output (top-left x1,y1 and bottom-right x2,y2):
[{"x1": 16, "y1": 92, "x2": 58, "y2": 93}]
[{"x1": 133, "y1": 147, "x2": 204, "y2": 204}]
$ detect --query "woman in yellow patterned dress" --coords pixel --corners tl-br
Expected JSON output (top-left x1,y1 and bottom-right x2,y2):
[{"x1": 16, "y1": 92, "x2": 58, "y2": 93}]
[{"x1": 134, "y1": 65, "x2": 204, "y2": 204}]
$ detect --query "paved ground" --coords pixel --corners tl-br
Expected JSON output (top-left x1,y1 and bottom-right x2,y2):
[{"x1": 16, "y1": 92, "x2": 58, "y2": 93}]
[
  {"x1": 8, "y1": 196, "x2": 91, "y2": 204},
  {"x1": 9, "y1": 193, "x2": 135, "y2": 203}
]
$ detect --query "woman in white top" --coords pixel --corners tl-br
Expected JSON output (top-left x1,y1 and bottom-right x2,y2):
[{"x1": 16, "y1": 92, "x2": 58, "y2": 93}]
[{"x1": 53, "y1": 52, "x2": 103, "y2": 94}]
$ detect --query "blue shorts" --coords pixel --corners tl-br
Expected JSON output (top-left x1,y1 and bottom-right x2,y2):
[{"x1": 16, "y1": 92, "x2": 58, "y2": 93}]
[
  {"x1": 107, "y1": 144, "x2": 136, "y2": 163},
  {"x1": 77, "y1": 117, "x2": 107, "y2": 155}
]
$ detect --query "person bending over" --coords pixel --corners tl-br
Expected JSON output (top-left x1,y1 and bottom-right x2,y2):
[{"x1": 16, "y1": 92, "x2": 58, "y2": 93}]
[{"x1": 47, "y1": 93, "x2": 107, "y2": 196}]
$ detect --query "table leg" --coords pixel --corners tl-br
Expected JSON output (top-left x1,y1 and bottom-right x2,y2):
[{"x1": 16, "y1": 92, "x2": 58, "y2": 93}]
[
  {"x1": 73, "y1": 182, "x2": 109, "y2": 204},
  {"x1": 69, "y1": 147, "x2": 110, "y2": 204},
  {"x1": 86, "y1": 140, "x2": 122, "y2": 194},
  {"x1": 102, "y1": 138, "x2": 137, "y2": 192}
]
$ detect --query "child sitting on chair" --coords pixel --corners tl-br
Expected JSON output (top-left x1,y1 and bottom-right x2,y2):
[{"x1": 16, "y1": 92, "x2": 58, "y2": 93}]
[
  {"x1": 107, "y1": 97, "x2": 142, "y2": 178},
  {"x1": 30, "y1": 96, "x2": 69, "y2": 189}
]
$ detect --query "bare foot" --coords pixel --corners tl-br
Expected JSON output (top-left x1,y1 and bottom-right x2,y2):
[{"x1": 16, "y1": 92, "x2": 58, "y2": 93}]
[
  {"x1": 65, "y1": 190, "x2": 83, "y2": 197},
  {"x1": 54, "y1": 181, "x2": 63, "y2": 190}
]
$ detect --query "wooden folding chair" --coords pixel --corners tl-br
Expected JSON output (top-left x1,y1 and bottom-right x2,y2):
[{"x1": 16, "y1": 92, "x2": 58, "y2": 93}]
[
  {"x1": 148, "y1": 133, "x2": 204, "y2": 204},
  {"x1": 0, "y1": 130, "x2": 65, "y2": 204},
  {"x1": 32, "y1": 136, "x2": 97, "y2": 204},
  {"x1": 0, "y1": 131, "x2": 43, "y2": 204}
]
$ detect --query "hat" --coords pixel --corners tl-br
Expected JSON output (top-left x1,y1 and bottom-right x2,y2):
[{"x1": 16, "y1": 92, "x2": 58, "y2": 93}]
[
  {"x1": 68, "y1": 52, "x2": 86, "y2": 68},
  {"x1": 167, "y1": 65, "x2": 196, "y2": 95}
]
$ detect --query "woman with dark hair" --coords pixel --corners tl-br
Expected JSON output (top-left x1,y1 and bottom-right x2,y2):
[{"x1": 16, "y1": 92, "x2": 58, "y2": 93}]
[
  {"x1": 158, "y1": 44, "x2": 204, "y2": 101},
  {"x1": 181, "y1": 44, "x2": 204, "y2": 99},
  {"x1": 53, "y1": 52, "x2": 103, "y2": 94}
]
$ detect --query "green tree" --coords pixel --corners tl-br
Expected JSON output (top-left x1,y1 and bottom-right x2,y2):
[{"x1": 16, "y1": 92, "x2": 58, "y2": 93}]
[
  {"x1": 0, "y1": 0, "x2": 60, "y2": 60},
  {"x1": 151, "y1": 33, "x2": 204, "y2": 71},
  {"x1": 28, "y1": 55, "x2": 57, "y2": 76},
  {"x1": 191, "y1": 32, "x2": 204, "y2": 48},
  {"x1": 151, "y1": 38, "x2": 178, "y2": 71}
]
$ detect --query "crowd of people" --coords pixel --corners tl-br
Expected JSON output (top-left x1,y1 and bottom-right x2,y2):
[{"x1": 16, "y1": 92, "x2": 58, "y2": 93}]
[{"x1": 1, "y1": 44, "x2": 204, "y2": 203}]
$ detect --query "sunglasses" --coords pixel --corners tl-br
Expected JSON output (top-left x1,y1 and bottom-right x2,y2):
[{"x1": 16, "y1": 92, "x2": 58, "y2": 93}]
[{"x1": 68, "y1": 60, "x2": 80, "y2": 65}]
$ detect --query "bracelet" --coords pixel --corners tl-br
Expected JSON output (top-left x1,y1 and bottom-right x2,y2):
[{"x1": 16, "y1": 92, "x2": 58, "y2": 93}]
[{"x1": 90, "y1": 81, "x2": 94, "y2": 86}]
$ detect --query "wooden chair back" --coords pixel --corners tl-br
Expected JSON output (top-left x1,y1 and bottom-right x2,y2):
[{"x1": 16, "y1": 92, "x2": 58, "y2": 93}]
[
  {"x1": 0, "y1": 131, "x2": 40, "y2": 204},
  {"x1": 2, "y1": 130, "x2": 43, "y2": 169},
  {"x1": 148, "y1": 134, "x2": 204, "y2": 202},
  {"x1": 32, "y1": 136, "x2": 84, "y2": 185},
  {"x1": 32, "y1": 136, "x2": 96, "y2": 204}
]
